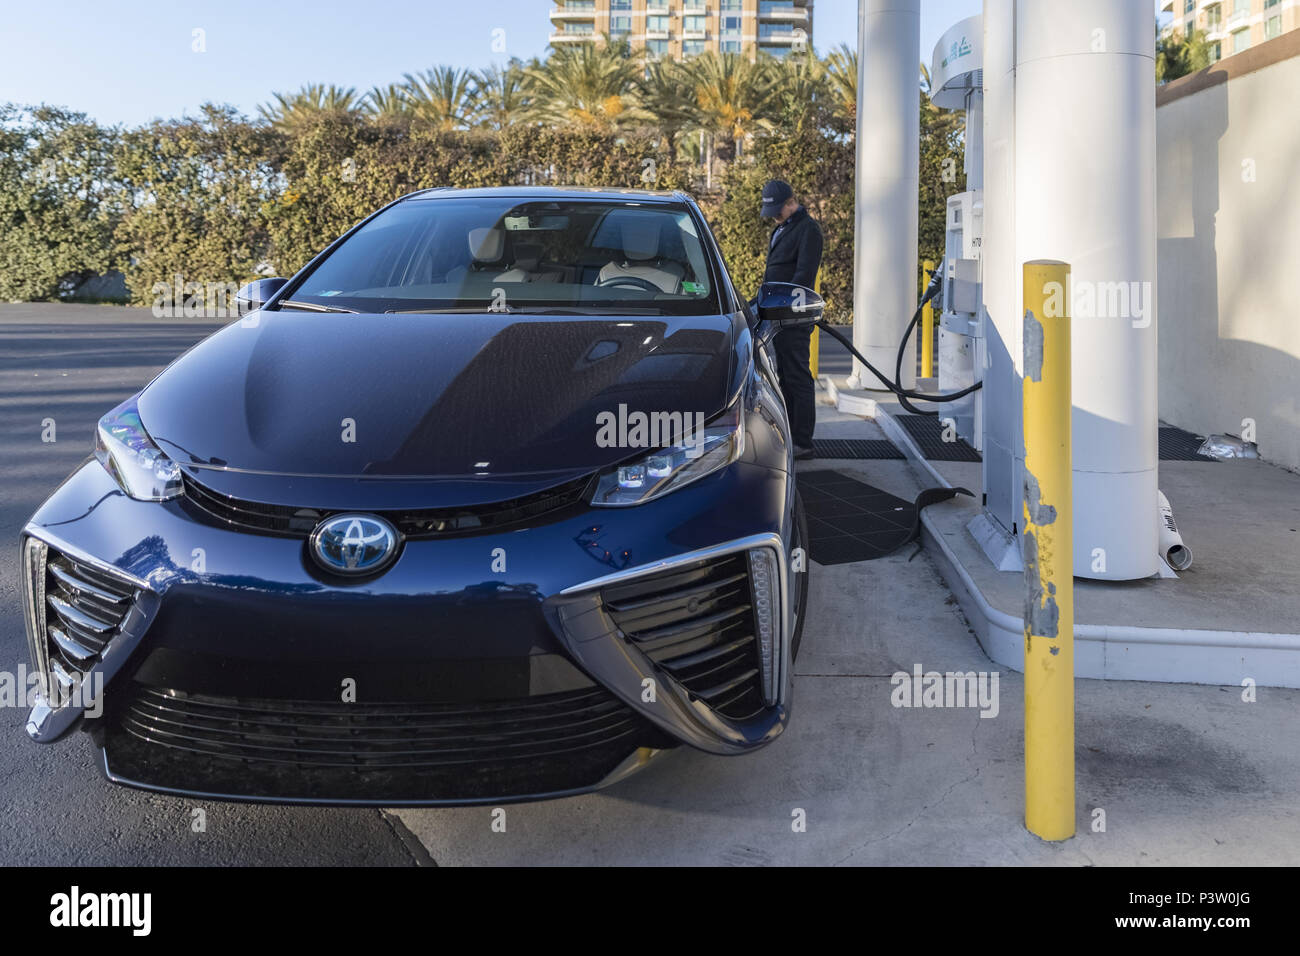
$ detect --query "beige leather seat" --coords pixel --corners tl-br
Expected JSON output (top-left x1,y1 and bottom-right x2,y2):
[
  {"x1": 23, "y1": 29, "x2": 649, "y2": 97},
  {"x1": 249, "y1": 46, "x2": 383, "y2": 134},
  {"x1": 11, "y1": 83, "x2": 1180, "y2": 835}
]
[
  {"x1": 494, "y1": 241, "x2": 564, "y2": 284},
  {"x1": 596, "y1": 219, "x2": 685, "y2": 294}
]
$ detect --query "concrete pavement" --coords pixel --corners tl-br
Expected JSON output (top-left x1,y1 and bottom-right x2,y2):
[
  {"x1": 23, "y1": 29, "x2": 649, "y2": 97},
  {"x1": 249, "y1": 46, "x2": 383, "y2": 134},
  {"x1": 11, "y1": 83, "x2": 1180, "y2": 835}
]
[{"x1": 4, "y1": 304, "x2": 1298, "y2": 866}]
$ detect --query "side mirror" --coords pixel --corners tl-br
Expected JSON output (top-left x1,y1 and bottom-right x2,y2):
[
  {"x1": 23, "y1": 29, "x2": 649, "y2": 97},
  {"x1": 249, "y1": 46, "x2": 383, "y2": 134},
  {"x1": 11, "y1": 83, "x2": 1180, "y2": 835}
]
[
  {"x1": 235, "y1": 277, "x2": 289, "y2": 312},
  {"x1": 756, "y1": 282, "x2": 823, "y2": 326}
]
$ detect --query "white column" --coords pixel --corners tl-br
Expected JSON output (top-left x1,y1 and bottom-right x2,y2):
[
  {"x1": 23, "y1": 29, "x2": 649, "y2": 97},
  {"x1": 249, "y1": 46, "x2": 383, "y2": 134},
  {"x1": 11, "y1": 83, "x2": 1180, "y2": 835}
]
[
  {"x1": 850, "y1": 0, "x2": 920, "y2": 391},
  {"x1": 979, "y1": 0, "x2": 1020, "y2": 538},
  {"x1": 1014, "y1": 0, "x2": 1159, "y2": 580}
]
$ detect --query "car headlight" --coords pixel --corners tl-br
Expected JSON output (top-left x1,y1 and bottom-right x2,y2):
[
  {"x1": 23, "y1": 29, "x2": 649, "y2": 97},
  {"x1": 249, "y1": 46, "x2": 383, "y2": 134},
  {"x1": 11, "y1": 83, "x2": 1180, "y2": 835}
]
[
  {"x1": 94, "y1": 398, "x2": 182, "y2": 501},
  {"x1": 590, "y1": 399, "x2": 745, "y2": 507}
]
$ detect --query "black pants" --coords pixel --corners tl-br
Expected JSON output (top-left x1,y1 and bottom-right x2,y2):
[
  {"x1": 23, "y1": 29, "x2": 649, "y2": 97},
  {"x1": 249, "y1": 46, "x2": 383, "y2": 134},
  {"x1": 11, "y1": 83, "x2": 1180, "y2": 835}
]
[{"x1": 773, "y1": 325, "x2": 815, "y2": 449}]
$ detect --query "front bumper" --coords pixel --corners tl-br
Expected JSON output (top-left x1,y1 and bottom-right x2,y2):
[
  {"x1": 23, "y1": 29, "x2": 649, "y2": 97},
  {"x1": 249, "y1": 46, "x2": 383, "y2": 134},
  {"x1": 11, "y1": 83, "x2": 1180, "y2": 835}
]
[{"x1": 21, "y1": 456, "x2": 796, "y2": 804}]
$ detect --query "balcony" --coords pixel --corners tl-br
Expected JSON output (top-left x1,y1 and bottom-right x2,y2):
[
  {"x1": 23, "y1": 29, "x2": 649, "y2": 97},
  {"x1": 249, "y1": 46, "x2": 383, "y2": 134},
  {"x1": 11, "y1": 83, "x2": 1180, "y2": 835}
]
[
  {"x1": 550, "y1": 26, "x2": 596, "y2": 43},
  {"x1": 646, "y1": 3, "x2": 670, "y2": 14},
  {"x1": 550, "y1": 9, "x2": 597, "y2": 21},
  {"x1": 759, "y1": 7, "x2": 810, "y2": 22},
  {"x1": 682, "y1": 28, "x2": 707, "y2": 39},
  {"x1": 646, "y1": 28, "x2": 670, "y2": 40}
]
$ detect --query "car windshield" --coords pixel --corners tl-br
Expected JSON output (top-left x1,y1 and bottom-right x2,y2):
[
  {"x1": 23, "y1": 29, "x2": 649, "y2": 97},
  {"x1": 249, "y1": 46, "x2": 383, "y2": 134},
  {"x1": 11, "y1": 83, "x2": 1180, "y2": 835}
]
[{"x1": 280, "y1": 196, "x2": 724, "y2": 316}]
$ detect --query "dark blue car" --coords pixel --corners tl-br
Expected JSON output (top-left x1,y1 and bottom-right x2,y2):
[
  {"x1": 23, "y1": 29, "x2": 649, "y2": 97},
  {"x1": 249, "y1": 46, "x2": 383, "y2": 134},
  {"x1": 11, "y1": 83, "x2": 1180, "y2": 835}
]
[{"x1": 19, "y1": 186, "x2": 820, "y2": 805}]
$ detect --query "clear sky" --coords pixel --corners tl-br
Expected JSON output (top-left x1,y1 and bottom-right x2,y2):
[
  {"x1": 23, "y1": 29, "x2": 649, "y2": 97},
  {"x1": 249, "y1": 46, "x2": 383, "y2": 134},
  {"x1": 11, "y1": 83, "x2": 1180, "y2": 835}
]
[{"x1": 0, "y1": 0, "x2": 982, "y2": 127}]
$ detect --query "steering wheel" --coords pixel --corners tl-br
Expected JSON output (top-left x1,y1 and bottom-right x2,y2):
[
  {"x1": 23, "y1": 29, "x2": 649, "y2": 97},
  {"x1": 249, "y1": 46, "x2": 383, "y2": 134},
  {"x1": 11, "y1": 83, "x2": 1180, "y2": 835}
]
[{"x1": 595, "y1": 275, "x2": 663, "y2": 295}]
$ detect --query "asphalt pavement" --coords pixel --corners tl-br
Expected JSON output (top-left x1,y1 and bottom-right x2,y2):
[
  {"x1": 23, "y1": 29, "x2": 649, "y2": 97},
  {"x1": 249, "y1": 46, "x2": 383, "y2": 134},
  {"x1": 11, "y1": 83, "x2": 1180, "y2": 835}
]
[{"x1": 0, "y1": 305, "x2": 422, "y2": 865}]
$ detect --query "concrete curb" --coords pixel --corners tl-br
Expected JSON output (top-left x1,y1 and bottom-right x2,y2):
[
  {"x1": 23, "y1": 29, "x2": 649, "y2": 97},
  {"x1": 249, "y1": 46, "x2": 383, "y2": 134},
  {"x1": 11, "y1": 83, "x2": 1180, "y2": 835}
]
[{"x1": 828, "y1": 386, "x2": 1300, "y2": 689}]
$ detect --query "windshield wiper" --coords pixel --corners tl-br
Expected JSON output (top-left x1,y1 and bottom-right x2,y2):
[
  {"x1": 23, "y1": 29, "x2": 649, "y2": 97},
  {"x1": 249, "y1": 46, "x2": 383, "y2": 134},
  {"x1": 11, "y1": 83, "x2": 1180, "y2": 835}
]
[
  {"x1": 277, "y1": 300, "x2": 359, "y2": 314},
  {"x1": 385, "y1": 306, "x2": 519, "y2": 314},
  {"x1": 384, "y1": 305, "x2": 661, "y2": 316}
]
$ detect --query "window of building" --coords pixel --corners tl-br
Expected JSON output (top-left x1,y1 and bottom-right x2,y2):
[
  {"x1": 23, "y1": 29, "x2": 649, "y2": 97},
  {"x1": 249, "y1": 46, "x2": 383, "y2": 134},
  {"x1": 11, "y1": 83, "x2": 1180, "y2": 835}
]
[
  {"x1": 610, "y1": 14, "x2": 631, "y2": 35},
  {"x1": 1233, "y1": 0, "x2": 1249, "y2": 16},
  {"x1": 1210, "y1": 40, "x2": 1222, "y2": 60},
  {"x1": 720, "y1": 38, "x2": 742, "y2": 53},
  {"x1": 683, "y1": 39, "x2": 705, "y2": 56},
  {"x1": 720, "y1": 0, "x2": 742, "y2": 11},
  {"x1": 1184, "y1": 0, "x2": 1195, "y2": 12},
  {"x1": 563, "y1": 21, "x2": 594, "y2": 34},
  {"x1": 1185, "y1": 18, "x2": 1195, "y2": 34},
  {"x1": 562, "y1": 0, "x2": 595, "y2": 10},
  {"x1": 610, "y1": 0, "x2": 631, "y2": 9},
  {"x1": 645, "y1": 38, "x2": 668, "y2": 58},
  {"x1": 1206, "y1": 4, "x2": 1222, "y2": 29},
  {"x1": 683, "y1": 15, "x2": 705, "y2": 33},
  {"x1": 1265, "y1": 0, "x2": 1280, "y2": 8},
  {"x1": 722, "y1": 15, "x2": 742, "y2": 34},
  {"x1": 1232, "y1": 27, "x2": 1250, "y2": 53},
  {"x1": 1265, "y1": 14, "x2": 1282, "y2": 37},
  {"x1": 683, "y1": 0, "x2": 706, "y2": 10},
  {"x1": 647, "y1": 15, "x2": 669, "y2": 33},
  {"x1": 759, "y1": 23, "x2": 794, "y2": 39}
]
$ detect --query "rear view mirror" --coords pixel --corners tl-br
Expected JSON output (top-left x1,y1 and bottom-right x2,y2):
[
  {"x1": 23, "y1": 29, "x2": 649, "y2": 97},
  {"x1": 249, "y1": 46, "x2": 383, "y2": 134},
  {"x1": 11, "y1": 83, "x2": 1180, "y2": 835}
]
[
  {"x1": 235, "y1": 277, "x2": 289, "y2": 312},
  {"x1": 756, "y1": 282, "x2": 823, "y2": 326}
]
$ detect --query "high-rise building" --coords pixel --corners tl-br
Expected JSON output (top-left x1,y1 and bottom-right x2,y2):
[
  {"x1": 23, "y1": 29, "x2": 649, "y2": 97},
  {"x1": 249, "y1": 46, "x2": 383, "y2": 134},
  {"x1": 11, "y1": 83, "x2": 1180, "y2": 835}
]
[
  {"x1": 1161, "y1": 0, "x2": 1299, "y2": 63},
  {"x1": 549, "y1": 0, "x2": 814, "y2": 60}
]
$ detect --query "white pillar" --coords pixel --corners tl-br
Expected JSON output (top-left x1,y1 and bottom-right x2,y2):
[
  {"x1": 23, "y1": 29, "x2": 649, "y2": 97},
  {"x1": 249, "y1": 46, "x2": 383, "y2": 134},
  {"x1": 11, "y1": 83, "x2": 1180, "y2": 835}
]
[
  {"x1": 851, "y1": 0, "x2": 920, "y2": 391},
  {"x1": 979, "y1": 0, "x2": 1020, "y2": 539},
  {"x1": 1014, "y1": 0, "x2": 1158, "y2": 580}
]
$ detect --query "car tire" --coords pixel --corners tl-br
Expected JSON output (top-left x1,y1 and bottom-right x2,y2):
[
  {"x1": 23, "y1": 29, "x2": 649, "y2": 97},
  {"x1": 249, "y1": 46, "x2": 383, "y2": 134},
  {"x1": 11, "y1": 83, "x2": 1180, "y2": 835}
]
[{"x1": 790, "y1": 488, "x2": 810, "y2": 662}]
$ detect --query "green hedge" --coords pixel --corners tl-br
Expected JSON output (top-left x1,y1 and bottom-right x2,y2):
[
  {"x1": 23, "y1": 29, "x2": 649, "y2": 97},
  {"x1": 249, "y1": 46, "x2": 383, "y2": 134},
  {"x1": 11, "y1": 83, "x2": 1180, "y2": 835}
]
[{"x1": 1, "y1": 101, "x2": 960, "y2": 314}]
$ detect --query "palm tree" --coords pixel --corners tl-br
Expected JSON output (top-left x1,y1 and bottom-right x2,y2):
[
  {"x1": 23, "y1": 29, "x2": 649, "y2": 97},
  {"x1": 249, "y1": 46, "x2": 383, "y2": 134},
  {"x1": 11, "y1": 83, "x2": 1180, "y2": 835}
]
[
  {"x1": 765, "y1": 51, "x2": 829, "y2": 137},
  {"x1": 679, "y1": 51, "x2": 775, "y2": 160},
  {"x1": 523, "y1": 39, "x2": 647, "y2": 130},
  {"x1": 824, "y1": 43, "x2": 858, "y2": 128},
  {"x1": 402, "y1": 67, "x2": 477, "y2": 130},
  {"x1": 1156, "y1": 27, "x2": 1212, "y2": 84},
  {"x1": 472, "y1": 62, "x2": 531, "y2": 130},
  {"x1": 258, "y1": 84, "x2": 362, "y2": 131},
  {"x1": 635, "y1": 59, "x2": 696, "y2": 156},
  {"x1": 364, "y1": 83, "x2": 411, "y2": 119}
]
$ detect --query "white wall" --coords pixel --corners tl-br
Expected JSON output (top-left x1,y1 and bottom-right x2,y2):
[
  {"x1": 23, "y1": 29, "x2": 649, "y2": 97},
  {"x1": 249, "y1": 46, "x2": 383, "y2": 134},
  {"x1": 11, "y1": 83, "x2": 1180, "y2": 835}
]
[{"x1": 1156, "y1": 49, "x2": 1300, "y2": 472}]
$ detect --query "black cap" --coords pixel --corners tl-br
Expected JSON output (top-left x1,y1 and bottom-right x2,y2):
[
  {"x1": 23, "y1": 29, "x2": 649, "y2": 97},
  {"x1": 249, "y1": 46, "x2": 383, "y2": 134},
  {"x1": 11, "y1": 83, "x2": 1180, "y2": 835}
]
[{"x1": 760, "y1": 179, "x2": 793, "y2": 218}]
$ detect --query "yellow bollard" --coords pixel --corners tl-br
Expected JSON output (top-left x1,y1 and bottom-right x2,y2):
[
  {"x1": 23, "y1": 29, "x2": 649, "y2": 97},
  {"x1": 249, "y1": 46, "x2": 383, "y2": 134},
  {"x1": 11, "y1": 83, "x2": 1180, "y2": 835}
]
[
  {"x1": 921, "y1": 260, "x2": 935, "y2": 379},
  {"x1": 809, "y1": 269, "x2": 821, "y2": 378},
  {"x1": 1022, "y1": 259, "x2": 1074, "y2": 842}
]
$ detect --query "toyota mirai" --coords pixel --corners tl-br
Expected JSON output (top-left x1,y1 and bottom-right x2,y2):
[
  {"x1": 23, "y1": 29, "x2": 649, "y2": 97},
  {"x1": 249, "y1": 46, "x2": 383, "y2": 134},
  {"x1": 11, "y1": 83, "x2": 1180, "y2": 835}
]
[{"x1": 19, "y1": 186, "x2": 821, "y2": 805}]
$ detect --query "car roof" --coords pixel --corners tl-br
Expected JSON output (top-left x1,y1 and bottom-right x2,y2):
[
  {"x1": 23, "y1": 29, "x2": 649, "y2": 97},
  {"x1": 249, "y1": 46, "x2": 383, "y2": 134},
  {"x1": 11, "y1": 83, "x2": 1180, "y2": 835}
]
[{"x1": 401, "y1": 185, "x2": 690, "y2": 204}]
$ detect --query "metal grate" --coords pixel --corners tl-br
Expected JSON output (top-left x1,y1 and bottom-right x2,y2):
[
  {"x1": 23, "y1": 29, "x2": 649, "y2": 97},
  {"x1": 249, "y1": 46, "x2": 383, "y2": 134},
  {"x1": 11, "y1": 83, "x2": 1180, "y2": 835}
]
[
  {"x1": 181, "y1": 470, "x2": 594, "y2": 539},
  {"x1": 1159, "y1": 425, "x2": 1217, "y2": 462},
  {"x1": 106, "y1": 682, "x2": 669, "y2": 802},
  {"x1": 811, "y1": 438, "x2": 904, "y2": 460},
  {"x1": 894, "y1": 414, "x2": 982, "y2": 462},
  {"x1": 602, "y1": 553, "x2": 766, "y2": 721}
]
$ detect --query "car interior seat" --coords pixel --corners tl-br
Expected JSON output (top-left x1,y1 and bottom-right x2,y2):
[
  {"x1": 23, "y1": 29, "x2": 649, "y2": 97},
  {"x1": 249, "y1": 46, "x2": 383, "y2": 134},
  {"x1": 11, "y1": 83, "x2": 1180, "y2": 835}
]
[
  {"x1": 494, "y1": 240, "x2": 565, "y2": 284},
  {"x1": 595, "y1": 218, "x2": 686, "y2": 294}
]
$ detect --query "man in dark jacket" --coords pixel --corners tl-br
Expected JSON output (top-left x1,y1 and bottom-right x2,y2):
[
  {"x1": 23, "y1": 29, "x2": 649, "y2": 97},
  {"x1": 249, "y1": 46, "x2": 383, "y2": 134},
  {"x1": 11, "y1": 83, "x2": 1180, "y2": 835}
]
[{"x1": 760, "y1": 179, "x2": 823, "y2": 459}]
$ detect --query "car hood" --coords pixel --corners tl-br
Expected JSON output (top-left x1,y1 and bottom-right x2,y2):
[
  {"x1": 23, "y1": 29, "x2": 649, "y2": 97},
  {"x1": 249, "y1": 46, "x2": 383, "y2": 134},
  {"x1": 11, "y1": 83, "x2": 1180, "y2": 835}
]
[{"x1": 138, "y1": 311, "x2": 738, "y2": 503}]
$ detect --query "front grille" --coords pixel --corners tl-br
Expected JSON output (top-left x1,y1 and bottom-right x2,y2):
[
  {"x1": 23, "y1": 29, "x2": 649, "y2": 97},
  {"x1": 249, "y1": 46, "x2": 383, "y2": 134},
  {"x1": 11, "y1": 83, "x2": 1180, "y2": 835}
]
[
  {"x1": 105, "y1": 683, "x2": 670, "y2": 802},
  {"x1": 602, "y1": 553, "x2": 767, "y2": 721},
  {"x1": 38, "y1": 549, "x2": 137, "y2": 696},
  {"x1": 180, "y1": 471, "x2": 594, "y2": 539}
]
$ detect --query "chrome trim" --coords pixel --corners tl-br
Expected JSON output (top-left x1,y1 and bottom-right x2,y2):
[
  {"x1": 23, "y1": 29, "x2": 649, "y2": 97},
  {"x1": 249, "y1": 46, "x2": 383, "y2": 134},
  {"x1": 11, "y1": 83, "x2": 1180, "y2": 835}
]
[
  {"x1": 22, "y1": 523, "x2": 153, "y2": 592},
  {"x1": 20, "y1": 537, "x2": 49, "y2": 697},
  {"x1": 47, "y1": 562, "x2": 130, "y2": 603},
  {"x1": 46, "y1": 593, "x2": 113, "y2": 633},
  {"x1": 559, "y1": 531, "x2": 791, "y2": 707},
  {"x1": 22, "y1": 525, "x2": 159, "y2": 744},
  {"x1": 48, "y1": 625, "x2": 96, "y2": 663}
]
